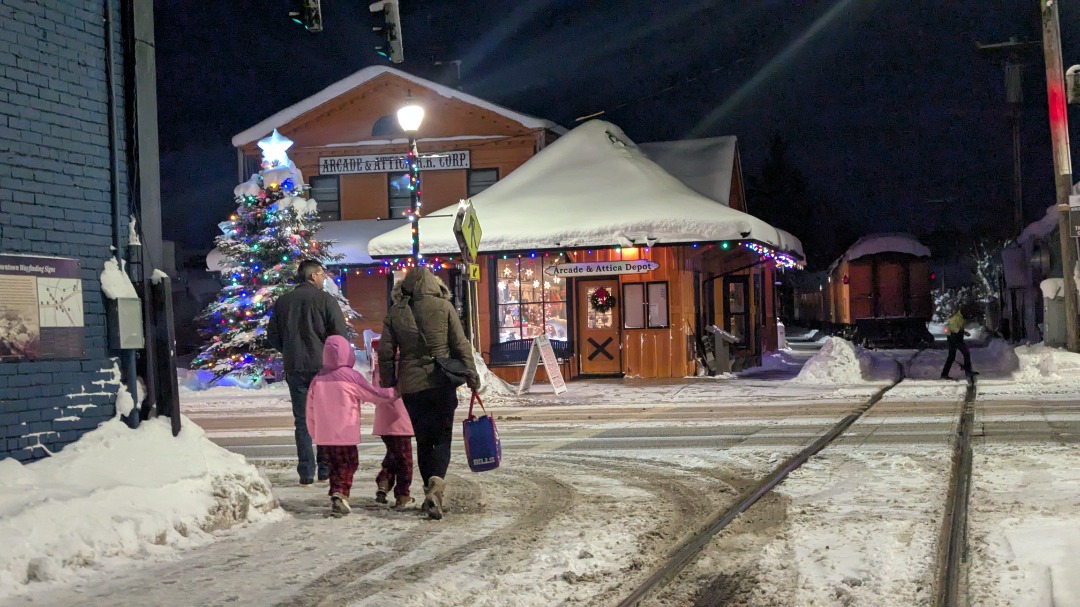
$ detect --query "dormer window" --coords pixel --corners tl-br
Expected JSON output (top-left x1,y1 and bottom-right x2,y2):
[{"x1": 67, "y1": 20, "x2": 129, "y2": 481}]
[{"x1": 371, "y1": 114, "x2": 405, "y2": 138}]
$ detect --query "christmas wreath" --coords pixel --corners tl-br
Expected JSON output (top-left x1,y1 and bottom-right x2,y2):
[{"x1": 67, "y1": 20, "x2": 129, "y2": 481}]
[{"x1": 589, "y1": 287, "x2": 617, "y2": 312}]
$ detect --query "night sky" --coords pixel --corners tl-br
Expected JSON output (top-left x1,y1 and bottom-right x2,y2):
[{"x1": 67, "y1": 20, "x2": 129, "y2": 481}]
[{"x1": 154, "y1": 0, "x2": 1080, "y2": 268}]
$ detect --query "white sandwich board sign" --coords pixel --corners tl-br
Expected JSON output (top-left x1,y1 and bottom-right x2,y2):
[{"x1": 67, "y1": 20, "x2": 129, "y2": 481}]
[{"x1": 516, "y1": 334, "x2": 567, "y2": 395}]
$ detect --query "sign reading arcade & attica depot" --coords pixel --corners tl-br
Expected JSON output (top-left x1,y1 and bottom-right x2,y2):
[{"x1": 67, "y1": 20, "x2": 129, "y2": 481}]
[{"x1": 543, "y1": 260, "x2": 658, "y2": 277}]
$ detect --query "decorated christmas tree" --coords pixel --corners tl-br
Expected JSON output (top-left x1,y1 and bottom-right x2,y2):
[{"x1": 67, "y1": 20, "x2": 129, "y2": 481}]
[{"x1": 192, "y1": 130, "x2": 359, "y2": 383}]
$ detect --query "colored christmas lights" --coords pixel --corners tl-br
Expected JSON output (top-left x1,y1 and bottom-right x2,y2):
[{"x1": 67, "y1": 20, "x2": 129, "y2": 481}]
[{"x1": 190, "y1": 131, "x2": 358, "y2": 383}]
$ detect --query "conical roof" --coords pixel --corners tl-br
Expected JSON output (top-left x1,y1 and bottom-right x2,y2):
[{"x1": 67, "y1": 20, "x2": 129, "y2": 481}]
[{"x1": 368, "y1": 120, "x2": 802, "y2": 258}]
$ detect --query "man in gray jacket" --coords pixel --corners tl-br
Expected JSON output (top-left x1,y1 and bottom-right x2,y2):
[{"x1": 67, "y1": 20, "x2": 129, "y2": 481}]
[
  {"x1": 267, "y1": 259, "x2": 349, "y2": 485},
  {"x1": 378, "y1": 267, "x2": 479, "y2": 520}
]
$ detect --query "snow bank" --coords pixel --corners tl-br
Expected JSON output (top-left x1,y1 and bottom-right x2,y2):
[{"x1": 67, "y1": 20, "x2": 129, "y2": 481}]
[
  {"x1": 1011, "y1": 343, "x2": 1080, "y2": 382},
  {"x1": 0, "y1": 417, "x2": 283, "y2": 598},
  {"x1": 472, "y1": 351, "x2": 516, "y2": 399},
  {"x1": 791, "y1": 337, "x2": 884, "y2": 384}
]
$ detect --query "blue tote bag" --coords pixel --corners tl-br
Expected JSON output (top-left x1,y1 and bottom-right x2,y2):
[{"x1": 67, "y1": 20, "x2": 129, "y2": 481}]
[{"x1": 462, "y1": 391, "x2": 501, "y2": 472}]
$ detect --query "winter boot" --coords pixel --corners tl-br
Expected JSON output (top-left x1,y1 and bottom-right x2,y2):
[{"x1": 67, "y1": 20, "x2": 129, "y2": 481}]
[
  {"x1": 330, "y1": 493, "x2": 351, "y2": 517},
  {"x1": 375, "y1": 478, "x2": 390, "y2": 504},
  {"x1": 423, "y1": 476, "x2": 446, "y2": 520},
  {"x1": 394, "y1": 495, "x2": 415, "y2": 510}
]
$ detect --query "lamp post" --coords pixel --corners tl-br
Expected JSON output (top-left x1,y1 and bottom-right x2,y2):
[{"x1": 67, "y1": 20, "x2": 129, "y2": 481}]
[{"x1": 397, "y1": 94, "x2": 425, "y2": 261}]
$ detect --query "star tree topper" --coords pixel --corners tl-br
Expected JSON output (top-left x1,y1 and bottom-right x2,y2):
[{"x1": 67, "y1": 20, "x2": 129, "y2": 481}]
[{"x1": 257, "y1": 129, "x2": 294, "y2": 166}]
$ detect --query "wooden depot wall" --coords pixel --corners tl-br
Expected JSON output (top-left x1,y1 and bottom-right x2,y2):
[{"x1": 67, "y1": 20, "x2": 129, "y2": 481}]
[
  {"x1": 236, "y1": 72, "x2": 550, "y2": 224},
  {"x1": 472, "y1": 244, "x2": 777, "y2": 382}
]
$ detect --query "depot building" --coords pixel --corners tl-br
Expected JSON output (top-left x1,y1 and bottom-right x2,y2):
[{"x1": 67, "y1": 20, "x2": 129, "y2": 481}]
[{"x1": 222, "y1": 66, "x2": 803, "y2": 383}]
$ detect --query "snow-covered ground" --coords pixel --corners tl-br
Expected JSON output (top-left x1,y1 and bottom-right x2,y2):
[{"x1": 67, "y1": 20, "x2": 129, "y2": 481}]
[{"x1": 3, "y1": 327, "x2": 1080, "y2": 605}]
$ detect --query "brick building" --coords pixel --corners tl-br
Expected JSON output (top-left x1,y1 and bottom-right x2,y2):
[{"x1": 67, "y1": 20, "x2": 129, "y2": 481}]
[{"x1": 1, "y1": 1, "x2": 162, "y2": 461}]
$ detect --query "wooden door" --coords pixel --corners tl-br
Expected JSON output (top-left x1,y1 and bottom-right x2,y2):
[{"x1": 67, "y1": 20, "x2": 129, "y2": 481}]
[
  {"x1": 576, "y1": 279, "x2": 622, "y2": 375},
  {"x1": 848, "y1": 263, "x2": 874, "y2": 320},
  {"x1": 876, "y1": 261, "x2": 905, "y2": 317}
]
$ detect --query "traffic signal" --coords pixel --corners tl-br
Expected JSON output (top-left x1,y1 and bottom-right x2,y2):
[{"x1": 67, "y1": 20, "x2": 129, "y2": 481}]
[
  {"x1": 289, "y1": 0, "x2": 323, "y2": 33},
  {"x1": 369, "y1": 0, "x2": 403, "y2": 63}
]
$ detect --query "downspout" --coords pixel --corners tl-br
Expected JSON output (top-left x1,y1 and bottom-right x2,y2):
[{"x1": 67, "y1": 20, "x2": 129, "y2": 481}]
[{"x1": 105, "y1": 0, "x2": 140, "y2": 428}]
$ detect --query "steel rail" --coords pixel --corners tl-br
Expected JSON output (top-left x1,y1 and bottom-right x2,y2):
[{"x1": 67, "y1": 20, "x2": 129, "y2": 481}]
[
  {"x1": 935, "y1": 376, "x2": 978, "y2": 607},
  {"x1": 617, "y1": 357, "x2": 911, "y2": 607}
]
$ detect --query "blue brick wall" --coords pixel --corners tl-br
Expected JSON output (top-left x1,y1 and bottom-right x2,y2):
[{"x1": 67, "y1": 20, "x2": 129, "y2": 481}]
[{"x1": 0, "y1": 1, "x2": 130, "y2": 462}]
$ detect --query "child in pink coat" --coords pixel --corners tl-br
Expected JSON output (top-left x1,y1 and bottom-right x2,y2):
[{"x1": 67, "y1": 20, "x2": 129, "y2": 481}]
[
  {"x1": 306, "y1": 335, "x2": 396, "y2": 516},
  {"x1": 375, "y1": 332, "x2": 416, "y2": 507},
  {"x1": 371, "y1": 339, "x2": 416, "y2": 509}
]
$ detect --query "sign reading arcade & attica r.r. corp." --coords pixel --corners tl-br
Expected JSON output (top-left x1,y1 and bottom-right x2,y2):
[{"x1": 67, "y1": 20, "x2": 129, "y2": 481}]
[{"x1": 543, "y1": 260, "x2": 659, "y2": 277}]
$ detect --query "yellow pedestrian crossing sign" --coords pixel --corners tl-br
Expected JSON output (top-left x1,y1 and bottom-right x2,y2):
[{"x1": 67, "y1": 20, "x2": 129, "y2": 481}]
[
  {"x1": 468, "y1": 263, "x2": 480, "y2": 281},
  {"x1": 453, "y1": 201, "x2": 482, "y2": 262}
]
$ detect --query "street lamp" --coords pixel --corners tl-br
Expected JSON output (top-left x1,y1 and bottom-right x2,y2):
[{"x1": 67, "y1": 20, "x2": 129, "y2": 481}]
[{"x1": 397, "y1": 94, "x2": 425, "y2": 260}]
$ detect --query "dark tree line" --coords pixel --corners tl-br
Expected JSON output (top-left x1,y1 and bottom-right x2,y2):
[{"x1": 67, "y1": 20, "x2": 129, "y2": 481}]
[{"x1": 745, "y1": 134, "x2": 859, "y2": 270}]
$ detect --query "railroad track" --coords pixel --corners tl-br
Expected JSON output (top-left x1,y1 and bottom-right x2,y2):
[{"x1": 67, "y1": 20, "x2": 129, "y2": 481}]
[{"x1": 617, "y1": 351, "x2": 980, "y2": 607}]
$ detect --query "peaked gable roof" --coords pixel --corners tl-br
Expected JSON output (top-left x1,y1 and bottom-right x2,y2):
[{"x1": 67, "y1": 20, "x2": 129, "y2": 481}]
[
  {"x1": 368, "y1": 120, "x2": 802, "y2": 258},
  {"x1": 232, "y1": 66, "x2": 564, "y2": 148},
  {"x1": 638, "y1": 136, "x2": 738, "y2": 206}
]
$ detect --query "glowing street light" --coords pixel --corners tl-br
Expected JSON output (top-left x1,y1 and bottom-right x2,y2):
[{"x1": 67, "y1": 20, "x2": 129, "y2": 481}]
[{"x1": 397, "y1": 94, "x2": 425, "y2": 259}]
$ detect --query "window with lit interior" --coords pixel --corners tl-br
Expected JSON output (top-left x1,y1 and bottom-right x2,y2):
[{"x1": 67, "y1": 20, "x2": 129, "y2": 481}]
[
  {"x1": 388, "y1": 172, "x2": 412, "y2": 219},
  {"x1": 495, "y1": 255, "x2": 568, "y2": 343}
]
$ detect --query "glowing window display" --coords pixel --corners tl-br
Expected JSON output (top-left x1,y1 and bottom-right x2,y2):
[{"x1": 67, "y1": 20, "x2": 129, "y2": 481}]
[{"x1": 496, "y1": 256, "x2": 567, "y2": 343}]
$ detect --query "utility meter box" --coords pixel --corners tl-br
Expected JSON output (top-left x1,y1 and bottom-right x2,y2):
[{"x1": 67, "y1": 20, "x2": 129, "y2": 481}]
[{"x1": 107, "y1": 297, "x2": 144, "y2": 349}]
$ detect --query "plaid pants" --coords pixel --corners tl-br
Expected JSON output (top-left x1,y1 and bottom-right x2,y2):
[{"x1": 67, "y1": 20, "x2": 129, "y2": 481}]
[
  {"x1": 321, "y1": 445, "x2": 358, "y2": 498},
  {"x1": 375, "y1": 435, "x2": 414, "y2": 499}
]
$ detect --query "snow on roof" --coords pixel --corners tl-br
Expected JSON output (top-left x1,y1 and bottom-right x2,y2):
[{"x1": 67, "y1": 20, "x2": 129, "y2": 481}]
[
  {"x1": 843, "y1": 233, "x2": 930, "y2": 262},
  {"x1": 638, "y1": 136, "x2": 737, "y2": 206},
  {"x1": 368, "y1": 120, "x2": 803, "y2": 259},
  {"x1": 232, "y1": 66, "x2": 565, "y2": 148},
  {"x1": 206, "y1": 219, "x2": 401, "y2": 271}
]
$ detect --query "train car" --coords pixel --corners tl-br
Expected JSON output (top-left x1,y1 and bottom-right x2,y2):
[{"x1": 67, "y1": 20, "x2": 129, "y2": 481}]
[
  {"x1": 823, "y1": 233, "x2": 934, "y2": 348},
  {"x1": 786, "y1": 233, "x2": 936, "y2": 348}
]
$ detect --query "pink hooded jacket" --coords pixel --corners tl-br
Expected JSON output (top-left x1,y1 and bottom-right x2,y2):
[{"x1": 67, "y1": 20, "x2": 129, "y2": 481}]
[
  {"x1": 306, "y1": 336, "x2": 396, "y2": 446},
  {"x1": 371, "y1": 356, "x2": 414, "y2": 437}
]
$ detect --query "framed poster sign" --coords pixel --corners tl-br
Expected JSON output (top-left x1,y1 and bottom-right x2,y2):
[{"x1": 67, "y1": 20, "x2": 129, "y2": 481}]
[{"x1": 0, "y1": 254, "x2": 85, "y2": 361}]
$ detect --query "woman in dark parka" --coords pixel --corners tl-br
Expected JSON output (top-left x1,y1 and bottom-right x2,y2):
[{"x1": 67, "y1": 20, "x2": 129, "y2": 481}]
[{"x1": 377, "y1": 267, "x2": 479, "y2": 520}]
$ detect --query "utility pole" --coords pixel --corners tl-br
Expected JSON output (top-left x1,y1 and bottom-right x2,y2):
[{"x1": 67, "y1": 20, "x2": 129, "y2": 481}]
[
  {"x1": 1040, "y1": 0, "x2": 1079, "y2": 351},
  {"x1": 977, "y1": 37, "x2": 1041, "y2": 235}
]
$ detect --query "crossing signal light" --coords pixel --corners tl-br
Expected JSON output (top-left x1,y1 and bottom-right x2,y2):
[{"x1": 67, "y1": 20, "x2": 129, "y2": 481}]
[
  {"x1": 289, "y1": 0, "x2": 323, "y2": 33},
  {"x1": 369, "y1": 0, "x2": 403, "y2": 63}
]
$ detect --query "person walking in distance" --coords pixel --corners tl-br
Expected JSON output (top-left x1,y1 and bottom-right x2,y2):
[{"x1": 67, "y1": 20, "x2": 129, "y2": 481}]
[
  {"x1": 940, "y1": 304, "x2": 976, "y2": 380},
  {"x1": 306, "y1": 335, "x2": 397, "y2": 516},
  {"x1": 267, "y1": 259, "x2": 349, "y2": 485},
  {"x1": 377, "y1": 267, "x2": 480, "y2": 520}
]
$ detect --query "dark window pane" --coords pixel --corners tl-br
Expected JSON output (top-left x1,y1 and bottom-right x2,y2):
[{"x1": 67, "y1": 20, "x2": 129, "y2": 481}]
[
  {"x1": 467, "y1": 168, "x2": 498, "y2": 197},
  {"x1": 309, "y1": 175, "x2": 340, "y2": 222}
]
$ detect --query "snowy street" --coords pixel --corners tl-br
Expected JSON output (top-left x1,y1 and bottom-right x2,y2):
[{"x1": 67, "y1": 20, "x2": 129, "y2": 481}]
[{"x1": 3, "y1": 332, "x2": 1080, "y2": 606}]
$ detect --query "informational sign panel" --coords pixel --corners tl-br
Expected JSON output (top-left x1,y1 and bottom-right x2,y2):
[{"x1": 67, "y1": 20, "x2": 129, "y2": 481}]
[
  {"x1": 544, "y1": 260, "x2": 658, "y2": 277},
  {"x1": 0, "y1": 254, "x2": 84, "y2": 361},
  {"x1": 468, "y1": 263, "x2": 481, "y2": 281},
  {"x1": 516, "y1": 334, "x2": 567, "y2": 395},
  {"x1": 319, "y1": 150, "x2": 470, "y2": 175}
]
